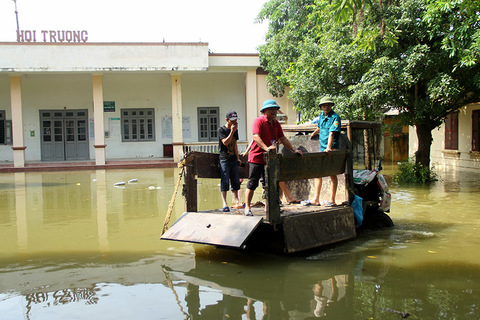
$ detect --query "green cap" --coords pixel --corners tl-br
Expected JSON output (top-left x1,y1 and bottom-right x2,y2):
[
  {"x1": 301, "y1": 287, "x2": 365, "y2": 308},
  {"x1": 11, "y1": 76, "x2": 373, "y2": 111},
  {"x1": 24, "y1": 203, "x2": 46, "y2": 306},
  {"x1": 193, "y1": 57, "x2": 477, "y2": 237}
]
[{"x1": 318, "y1": 96, "x2": 334, "y2": 107}]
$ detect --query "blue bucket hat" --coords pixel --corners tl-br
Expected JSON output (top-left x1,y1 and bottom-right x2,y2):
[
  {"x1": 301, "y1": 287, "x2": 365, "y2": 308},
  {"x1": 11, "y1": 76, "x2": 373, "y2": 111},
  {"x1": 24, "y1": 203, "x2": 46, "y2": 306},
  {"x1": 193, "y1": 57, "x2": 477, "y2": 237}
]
[{"x1": 260, "y1": 99, "x2": 280, "y2": 112}]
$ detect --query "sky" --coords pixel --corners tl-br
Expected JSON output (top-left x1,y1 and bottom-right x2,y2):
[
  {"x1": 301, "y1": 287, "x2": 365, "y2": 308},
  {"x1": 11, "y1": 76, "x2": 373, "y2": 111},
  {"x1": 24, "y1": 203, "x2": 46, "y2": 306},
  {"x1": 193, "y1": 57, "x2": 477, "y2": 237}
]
[{"x1": 0, "y1": 0, "x2": 270, "y2": 53}]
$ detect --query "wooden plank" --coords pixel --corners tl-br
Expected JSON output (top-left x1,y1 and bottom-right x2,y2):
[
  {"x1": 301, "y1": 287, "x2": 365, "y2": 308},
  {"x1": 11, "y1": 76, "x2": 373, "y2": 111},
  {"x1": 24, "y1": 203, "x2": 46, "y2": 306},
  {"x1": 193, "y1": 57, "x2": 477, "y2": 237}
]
[
  {"x1": 281, "y1": 120, "x2": 381, "y2": 133},
  {"x1": 161, "y1": 212, "x2": 263, "y2": 248},
  {"x1": 185, "y1": 159, "x2": 197, "y2": 212},
  {"x1": 278, "y1": 151, "x2": 347, "y2": 181},
  {"x1": 194, "y1": 152, "x2": 221, "y2": 178},
  {"x1": 279, "y1": 141, "x2": 351, "y2": 205},
  {"x1": 282, "y1": 206, "x2": 356, "y2": 253},
  {"x1": 191, "y1": 151, "x2": 249, "y2": 179},
  {"x1": 265, "y1": 150, "x2": 281, "y2": 226}
]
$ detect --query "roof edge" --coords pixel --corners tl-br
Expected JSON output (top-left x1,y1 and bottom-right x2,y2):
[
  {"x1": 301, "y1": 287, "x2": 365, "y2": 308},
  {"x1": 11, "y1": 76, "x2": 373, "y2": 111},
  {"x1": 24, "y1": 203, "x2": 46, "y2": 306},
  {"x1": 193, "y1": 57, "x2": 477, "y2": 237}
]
[
  {"x1": 0, "y1": 42, "x2": 209, "y2": 47},
  {"x1": 209, "y1": 53, "x2": 259, "y2": 57}
]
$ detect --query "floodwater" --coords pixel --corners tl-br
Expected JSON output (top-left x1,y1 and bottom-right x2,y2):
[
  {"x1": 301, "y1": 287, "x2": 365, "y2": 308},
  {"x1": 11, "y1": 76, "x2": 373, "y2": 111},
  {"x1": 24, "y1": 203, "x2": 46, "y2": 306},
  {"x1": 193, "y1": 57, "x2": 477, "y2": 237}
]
[{"x1": 1, "y1": 167, "x2": 479, "y2": 320}]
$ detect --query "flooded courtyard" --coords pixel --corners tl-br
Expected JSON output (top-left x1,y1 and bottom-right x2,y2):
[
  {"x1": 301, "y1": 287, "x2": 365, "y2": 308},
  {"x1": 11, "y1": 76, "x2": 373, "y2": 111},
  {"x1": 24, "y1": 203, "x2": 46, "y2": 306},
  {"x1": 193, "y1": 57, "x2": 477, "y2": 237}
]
[{"x1": 1, "y1": 167, "x2": 479, "y2": 319}]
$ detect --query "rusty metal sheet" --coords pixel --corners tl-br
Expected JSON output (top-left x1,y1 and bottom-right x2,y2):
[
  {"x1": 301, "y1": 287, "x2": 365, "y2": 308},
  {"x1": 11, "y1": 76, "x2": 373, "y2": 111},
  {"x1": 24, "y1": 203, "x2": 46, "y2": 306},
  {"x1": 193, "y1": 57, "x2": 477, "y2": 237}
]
[
  {"x1": 278, "y1": 151, "x2": 347, "y2": 181},
  {"x1": 282, "y1": 206, "x2": 356, "y2": 253},
  {"x1": 190, "y1": 152, "x2": 249, "y2": 179},
  {"x1": 161, "y1": 212, "x2": 263, "y2": 248},
  {"x1": 193, "y1": 152, "x2": 221, "y2": 178}
]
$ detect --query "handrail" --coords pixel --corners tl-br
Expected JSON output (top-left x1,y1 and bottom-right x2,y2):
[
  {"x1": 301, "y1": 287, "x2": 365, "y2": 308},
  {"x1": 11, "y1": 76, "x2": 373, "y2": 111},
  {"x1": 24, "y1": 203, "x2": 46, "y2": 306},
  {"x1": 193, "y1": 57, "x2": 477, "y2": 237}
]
[{"x1": 182, "y1": 141, "x2": 249, "y2": 154}]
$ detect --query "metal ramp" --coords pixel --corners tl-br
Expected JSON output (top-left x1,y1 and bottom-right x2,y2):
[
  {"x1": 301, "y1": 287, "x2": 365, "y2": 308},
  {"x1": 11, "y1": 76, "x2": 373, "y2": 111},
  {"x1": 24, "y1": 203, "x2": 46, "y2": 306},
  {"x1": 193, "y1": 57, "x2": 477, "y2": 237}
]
[{"x1": 161, "y1": 212, "x2": 263, "y2": 248}]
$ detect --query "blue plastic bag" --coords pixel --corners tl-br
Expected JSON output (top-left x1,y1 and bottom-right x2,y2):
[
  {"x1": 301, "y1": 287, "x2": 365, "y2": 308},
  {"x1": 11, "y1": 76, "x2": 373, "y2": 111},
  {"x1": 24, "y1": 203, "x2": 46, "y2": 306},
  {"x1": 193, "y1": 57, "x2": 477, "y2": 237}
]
[{"x1": 351, "y1": 195, "x2": 363, "y2": 226}]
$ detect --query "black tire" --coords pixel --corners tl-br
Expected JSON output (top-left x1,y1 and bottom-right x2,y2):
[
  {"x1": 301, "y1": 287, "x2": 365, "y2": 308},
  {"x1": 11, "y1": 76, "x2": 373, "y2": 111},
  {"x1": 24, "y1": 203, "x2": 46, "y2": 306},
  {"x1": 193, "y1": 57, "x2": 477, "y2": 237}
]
[{"x1": 363, "y1": 210, "x2": 394, "y2": 229}]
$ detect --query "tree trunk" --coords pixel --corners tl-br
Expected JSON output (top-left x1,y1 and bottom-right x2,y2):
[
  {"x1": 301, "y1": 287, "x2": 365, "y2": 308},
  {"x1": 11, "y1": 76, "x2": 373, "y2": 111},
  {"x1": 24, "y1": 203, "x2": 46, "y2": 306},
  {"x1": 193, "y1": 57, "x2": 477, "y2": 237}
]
[
  {"x1": 364, "y1": 129, "x2": 371, "y2": 170},
  {"x1": 363, "y1": 112, "x2": 371, "y2": 169},
  {"x1": 415, "y1": 124, "x2": 433, "y2": 168}
]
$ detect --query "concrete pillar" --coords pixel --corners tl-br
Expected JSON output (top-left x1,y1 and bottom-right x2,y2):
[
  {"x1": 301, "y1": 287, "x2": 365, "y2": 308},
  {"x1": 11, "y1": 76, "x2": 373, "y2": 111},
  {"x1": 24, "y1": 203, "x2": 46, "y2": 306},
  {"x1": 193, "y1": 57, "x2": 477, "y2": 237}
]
[
  {"x1": 92, "y1": 74, "x2": 106, "y2": 165},
  {"x1": 10, "y1": 75, "x2": 26, "y2": 167},
  {"x1": 171, "y1": 73, "x2": 183, "y2": 162},
  {"x1": 245, "y1": 69, "x2": 258, "y2": 141}
]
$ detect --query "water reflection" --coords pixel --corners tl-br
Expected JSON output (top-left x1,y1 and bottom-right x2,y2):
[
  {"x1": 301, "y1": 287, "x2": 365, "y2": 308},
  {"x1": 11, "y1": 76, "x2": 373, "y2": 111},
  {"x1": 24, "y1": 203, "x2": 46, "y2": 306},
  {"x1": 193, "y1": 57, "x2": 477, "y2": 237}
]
[
  {"x1": 26, "y1": 287, "x2": 99, "y2": 312},
  {"x1": 1, "y1": 168, "x2": 480, "y2": 319},
  {"x1": 164, "y1": 247, "x2": 355, "y2": 319},
  {"x1": 313, "y1": 275, "x2": 349, "y2": 318},
  {"x1": 0, "y1": 169, "x2": 185, "y2": 260},
  {"x1": 15, "y1": 173, "x2": 28, "y2": 256}
]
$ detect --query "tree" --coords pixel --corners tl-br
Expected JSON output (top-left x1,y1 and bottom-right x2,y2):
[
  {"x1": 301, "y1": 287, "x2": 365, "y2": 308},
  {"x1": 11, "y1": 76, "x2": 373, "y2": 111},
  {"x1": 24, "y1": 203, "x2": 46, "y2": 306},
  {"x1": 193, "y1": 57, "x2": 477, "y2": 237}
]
[
  {"x1": 257, "y1": 0, "x2": 480, "y2": 168},
  {"x1": 423, "y1": 0, "x2": 480, "y2": 68}
]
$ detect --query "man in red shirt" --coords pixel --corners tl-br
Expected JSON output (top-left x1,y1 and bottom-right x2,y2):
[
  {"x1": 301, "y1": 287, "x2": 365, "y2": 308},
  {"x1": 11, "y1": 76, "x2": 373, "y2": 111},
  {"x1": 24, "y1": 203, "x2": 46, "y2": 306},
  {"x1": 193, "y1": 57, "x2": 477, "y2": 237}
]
[{"x1": 244, "y1": 99, "x2": 303, "y2": 216}]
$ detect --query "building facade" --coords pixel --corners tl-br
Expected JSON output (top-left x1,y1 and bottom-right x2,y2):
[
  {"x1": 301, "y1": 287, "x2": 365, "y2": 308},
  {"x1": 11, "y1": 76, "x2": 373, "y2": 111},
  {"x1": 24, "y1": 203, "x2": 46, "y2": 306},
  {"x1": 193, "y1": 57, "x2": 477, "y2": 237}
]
[
  {"x1": 409, "y1": 102, "x2": 480, "y2": 171},
  {"x1": 0, "y1": 42, "x2": 296, "y2": 166}
]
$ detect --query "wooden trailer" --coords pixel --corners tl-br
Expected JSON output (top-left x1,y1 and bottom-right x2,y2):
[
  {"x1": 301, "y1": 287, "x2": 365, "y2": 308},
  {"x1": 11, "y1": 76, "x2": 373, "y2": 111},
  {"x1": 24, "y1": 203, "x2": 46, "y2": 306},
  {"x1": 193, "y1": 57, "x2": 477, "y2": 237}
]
[{"x1": 161, "y1": 133, "x2": 360, "y2": 254}]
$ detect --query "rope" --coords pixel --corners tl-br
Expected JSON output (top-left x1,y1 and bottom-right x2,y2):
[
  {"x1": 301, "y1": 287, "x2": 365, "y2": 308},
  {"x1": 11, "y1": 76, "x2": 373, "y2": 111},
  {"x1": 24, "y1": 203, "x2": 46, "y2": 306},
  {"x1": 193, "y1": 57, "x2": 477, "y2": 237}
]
[
  {"x1": 161, "y1": 267, "x2": 189, "y2": 318},
  {"x1": 161, "y1": 161, "x2": 186, "y2": 235}
]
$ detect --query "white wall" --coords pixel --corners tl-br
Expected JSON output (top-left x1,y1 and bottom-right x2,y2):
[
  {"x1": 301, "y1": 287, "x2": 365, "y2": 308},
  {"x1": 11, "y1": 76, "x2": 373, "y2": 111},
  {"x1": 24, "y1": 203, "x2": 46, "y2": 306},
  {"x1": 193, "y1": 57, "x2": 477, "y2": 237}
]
[
  {"x1": 256, "y1": 74, "x2": 295, "y2": 123},
  {"x1": 102, "y1": 73, "x2": 172, "y2": 159},
  {"x1": 409, "y1": 102, "x2": 480, "y2": 171},
  {"x1": 0, "y1": 71, "x2": 252, "y2": 161},
  {"x1": 182, "y1": 73, "x2": 247, "y2": 143},
  {"x1": 0, "y1": 45, "x2": 268, "y2": 163},
  {"x1": 21, "y1": 73, "x2": 93, "y2": 161},
  {"x1": 1, "y1": 43, "x2": 209, "y2": 72},
  {"x1": 0, "y1": 75, "x2": 10, "y2": 114}
]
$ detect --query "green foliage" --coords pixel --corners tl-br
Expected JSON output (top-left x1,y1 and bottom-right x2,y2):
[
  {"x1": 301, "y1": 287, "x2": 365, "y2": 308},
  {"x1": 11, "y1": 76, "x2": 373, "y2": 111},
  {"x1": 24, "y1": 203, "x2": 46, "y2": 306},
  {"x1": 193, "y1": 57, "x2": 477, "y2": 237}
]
[
  {"x1": 393, "y1": 158, "x2": 437, "y2": 184},
  {"x1": 256, "y1": 0, "x2": 316, "y2": 97},
  {"x1": 257, "y1": 0, "x2": 480, "y2": 170},
  {"x1": 423, "y1": 0, "x2": 480, "y2": 68}
]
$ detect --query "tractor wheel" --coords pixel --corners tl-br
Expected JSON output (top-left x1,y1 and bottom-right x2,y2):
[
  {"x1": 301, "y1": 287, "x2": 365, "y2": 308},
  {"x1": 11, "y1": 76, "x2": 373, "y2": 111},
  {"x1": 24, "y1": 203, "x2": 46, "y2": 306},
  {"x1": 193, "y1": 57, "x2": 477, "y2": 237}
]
[{"x1": 363, "y1": 210, "x2": 394, "y2": 230}]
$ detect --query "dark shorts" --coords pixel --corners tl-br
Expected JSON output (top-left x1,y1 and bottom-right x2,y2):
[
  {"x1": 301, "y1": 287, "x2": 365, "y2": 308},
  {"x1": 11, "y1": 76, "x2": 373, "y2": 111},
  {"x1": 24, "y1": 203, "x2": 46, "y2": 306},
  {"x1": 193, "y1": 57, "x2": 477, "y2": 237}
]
[
  {"x1": 220, "y1": 159, "x2": 240, "y2": 192},
  {"x1": 246, "y1": 162, "x2": 266, "y2": 191}
]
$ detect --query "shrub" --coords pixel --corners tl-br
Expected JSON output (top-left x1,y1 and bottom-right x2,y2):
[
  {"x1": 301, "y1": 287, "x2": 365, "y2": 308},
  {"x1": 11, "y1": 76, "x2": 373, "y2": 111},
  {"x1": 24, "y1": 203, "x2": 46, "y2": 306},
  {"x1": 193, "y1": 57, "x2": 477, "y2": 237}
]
[{"x1": 393, "y1": 159, "x2": 437, "y2": 184}]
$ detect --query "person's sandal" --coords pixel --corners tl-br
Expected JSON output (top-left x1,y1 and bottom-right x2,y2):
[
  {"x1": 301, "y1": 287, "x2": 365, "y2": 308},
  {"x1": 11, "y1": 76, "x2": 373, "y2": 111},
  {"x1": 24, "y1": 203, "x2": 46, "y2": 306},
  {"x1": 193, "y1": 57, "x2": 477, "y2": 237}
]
[
  {"x1": 323, "y1": 202, "x2": 337, "y2": 207},
  {"x1": 244, "y1": 209, "x2": 253, "y2": 216},
  {"x1": 222, "y1": 206, "x2": 230, "y2": 212},
  {"x1": 287, "y1": 199, "x2": 301, "y2": 205}
]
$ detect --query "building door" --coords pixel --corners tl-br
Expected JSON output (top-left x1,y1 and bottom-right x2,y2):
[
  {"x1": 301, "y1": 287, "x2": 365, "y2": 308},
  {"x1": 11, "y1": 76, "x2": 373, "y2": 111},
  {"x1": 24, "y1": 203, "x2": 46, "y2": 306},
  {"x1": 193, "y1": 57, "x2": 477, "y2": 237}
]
[{"x1": 40, "y1": 110, "x2": 89, "y2": 161}]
